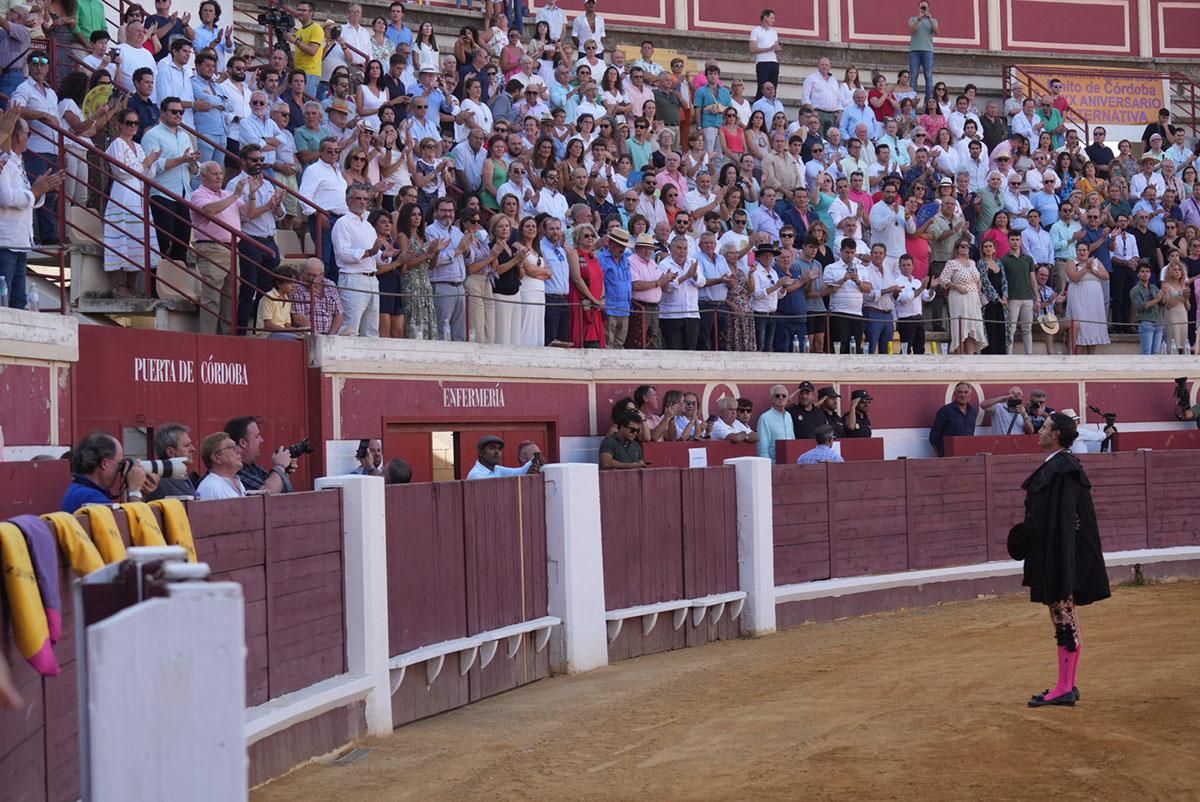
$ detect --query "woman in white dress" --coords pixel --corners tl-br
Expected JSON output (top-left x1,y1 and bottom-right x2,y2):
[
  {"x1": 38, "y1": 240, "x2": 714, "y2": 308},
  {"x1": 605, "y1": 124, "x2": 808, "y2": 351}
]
[
  {"x1": 105, "y1": 108, "x2": 159, "y2": 297},
  {"x1": 935, "y1": 239, "x2": 988, "y2": 354},
  {"x1": 515, "y1": 216, "x2": 552, "y2": 346},
  {"x1": 456, "y1": 77, "x2": 493, "y2": 144},
  {"x1": 1065, "y1": 241, "x2": 1111, "y2": 354},
  {"x1": 354, "y1": 59, "x2": 390, "y2": 130}
]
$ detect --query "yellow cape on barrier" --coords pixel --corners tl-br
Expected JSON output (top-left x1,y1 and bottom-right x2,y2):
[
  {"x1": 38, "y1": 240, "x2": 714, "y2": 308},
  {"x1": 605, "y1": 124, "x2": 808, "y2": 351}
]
[
  {"x1": 120, "y1": 502, "x2": 167, "y2": 548},
  {"x1": 0, "y1": 522, "x2": 59, "y2": 675},
  {"x1": 41, "y1": 512, "x2": 105, "y2": 576},
  {"x1": 78, "y1": 505, "x2": 128, "y2": 564},
  {"x1": 148, "y1": 499, "x2": 197, "y2": 563}
]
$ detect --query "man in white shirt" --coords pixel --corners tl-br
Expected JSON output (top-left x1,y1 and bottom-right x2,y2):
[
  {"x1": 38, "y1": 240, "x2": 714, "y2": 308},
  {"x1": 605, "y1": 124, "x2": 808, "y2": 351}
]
[
  {"x1": 194, "y1": 432, "x2": 248, "y2": 500},
  {"x1": 829, "y1": 176, "x2": 861, "y2": 238},
  {"x1": 154, "y1": 38, "x2": 204, "y2": 128},
  {"x1": 869, "y1": 182, "x2": 914, "y2": 265},
  {"x1": 536, "y1": 0, "x2": 567, "y2": 41},
  {"x1": 497, "y1": 158, "x2": 538, "y2": 214},
  {"x1": 332, "y1": 187, "x2": 383, "y2": 336},
  {"x1": 570, "y1": 0, "x2": 606, "y2": 55},
  {"x1": 466, "y1": 435, "x2": 536, "y2": 480},
  {"x1": 802, "y1": 58, "x2": 842, "y2": 128},
  {"x1": 894, "y1": 253, "x2": 934, "y2": 353},
  {"x1": 298, "y1": 137, "x2": 349, "y2": 280},
  {"x1": 630, "y1": 40, "x2": 663, "y2": 77},
  {"x1": 685, "y1": 171, "x2": 719, "y2": 235},
  {"x1": 1021, "y1": 209, "x2": 1054, "y2": 266},
  {"x1": 749, "y1": 9, "x2": 780, "y2": 99},
  {"x1": 10, "y1": 53, "x2": 59, "y2": 244},
  {"x1": 823, "y1": 237, "x2": 872, "y2": 353},
  {"x1": 114, "y1": 21, "x2": 156, "y2": 92},
  {"x1": 947, "y1": 94, "x2": 981, "y2": 141},
  {"x1": 340, "y1": 4, "x2": 373, "y2": 66},
  {"x1": 960, "y1": 139, "x2": 990, "y2": 192},
  {"x1": 535, "y1": 168, "x2": 569, "y2": 218},
  {"x1": 982, "y1": 387, "x2": 1035, "y2": 436},
  {"x1": 751, "y1": 81, "x2": 785, "y2": 122},
  {"x1": 861, "y1": 243, "x2": 901, "y2": 353},
  {"x1": 1003, "y1": 175, "x2": 1033, "y2": 232},
  {"x1": 711, "y1": 397, "x2": 757, "y2": 443},
  {"x1": 1129, "y1": 155, "x2": 1166, "y2": 199}
]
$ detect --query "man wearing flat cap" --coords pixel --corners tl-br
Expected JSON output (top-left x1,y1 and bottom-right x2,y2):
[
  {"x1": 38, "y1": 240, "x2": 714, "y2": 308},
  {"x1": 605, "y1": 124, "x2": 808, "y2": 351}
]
[
  {"x1": 466, "y1": 435, "x2": 539, "y2": 479},
  {"x1": 844, "y1": 389, "x2": 874, "y2": 438}
]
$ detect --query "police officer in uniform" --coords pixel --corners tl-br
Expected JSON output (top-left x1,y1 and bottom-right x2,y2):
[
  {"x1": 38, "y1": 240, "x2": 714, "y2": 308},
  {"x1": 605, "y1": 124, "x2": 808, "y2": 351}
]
[{"x1": 843, "y1": 389, "x2": 873, "y2": 438}]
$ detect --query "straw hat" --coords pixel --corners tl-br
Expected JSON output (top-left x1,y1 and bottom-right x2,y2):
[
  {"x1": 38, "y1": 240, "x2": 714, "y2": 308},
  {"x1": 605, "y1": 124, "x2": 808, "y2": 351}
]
[
  {"x1": 634, "y1": 233, "x2": 656, "y2": 249},
  {"x1": 607, "y1": 228, "x2": 631, "y2": 247},
  {"x1": 1037, "y1": 310, "x2": 1060, "y2": 335}
]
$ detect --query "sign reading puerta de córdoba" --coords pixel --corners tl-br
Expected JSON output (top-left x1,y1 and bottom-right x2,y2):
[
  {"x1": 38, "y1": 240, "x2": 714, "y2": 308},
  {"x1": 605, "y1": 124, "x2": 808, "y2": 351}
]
[
  {"x1": 133, "y1": 355, "x2": 250, "y2": 386},
  {"x1": 1014, "y1": 65, "x2": 1170, "y2": 127}
]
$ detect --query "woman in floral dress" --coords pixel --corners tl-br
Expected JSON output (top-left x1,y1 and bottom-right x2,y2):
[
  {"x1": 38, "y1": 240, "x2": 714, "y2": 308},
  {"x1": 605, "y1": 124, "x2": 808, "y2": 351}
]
[{"x1": 722, "y1": 244, "x2": 758, "y2": 351}]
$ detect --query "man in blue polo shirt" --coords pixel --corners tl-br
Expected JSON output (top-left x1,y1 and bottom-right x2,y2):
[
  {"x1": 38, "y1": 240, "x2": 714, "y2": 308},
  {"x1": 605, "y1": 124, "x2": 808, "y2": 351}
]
[
  {"x1": 598, "y1": 227, "x2": 633, "y2": 348},
  {"x1": 61, "y1": 432, "x2": 150, "y2": 512}
]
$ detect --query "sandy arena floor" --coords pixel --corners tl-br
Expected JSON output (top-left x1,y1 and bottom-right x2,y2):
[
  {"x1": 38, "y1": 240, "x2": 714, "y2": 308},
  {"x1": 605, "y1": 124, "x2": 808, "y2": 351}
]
[{"x1": 253, "y1": 582, "x2": 1200, "y2": 802}]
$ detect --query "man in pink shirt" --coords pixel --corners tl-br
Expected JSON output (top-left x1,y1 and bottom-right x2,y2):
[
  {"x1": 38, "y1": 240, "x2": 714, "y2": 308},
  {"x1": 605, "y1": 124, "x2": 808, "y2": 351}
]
[
  {"x1": 190, "y1": 160, "x2": 248, "y2": 334},
  {"x1": 623, "y1": 65, "x2": 655, "y2": 117},
  {"x1": 628, "y1": 232, "x2": 669, "y2": 349},
  {"x1": 655, "y1": 150, "x2": 687, "y2": 198}
]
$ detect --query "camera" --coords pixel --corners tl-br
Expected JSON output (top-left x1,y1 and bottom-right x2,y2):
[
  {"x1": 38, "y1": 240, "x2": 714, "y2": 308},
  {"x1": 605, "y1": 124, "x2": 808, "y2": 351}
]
[
  {"x1": 1174, "y1": 377, "x2": 1190, "y2": 409},
  {"x1": 1005, "y1": 398, "x2": 1023, "y2": 411},
  {"x1": 122, "y1": 457, "x2": 189, "y2": 479},
  {"x1": 1087, "y1": 405, "x2": 1118, "y2": 452},
  {"x1": 257, "y1": 3, "x2": 295, "y2": 52},
  {"x1": 286, "y1": 437, "x2": 314, "y2": 459}
]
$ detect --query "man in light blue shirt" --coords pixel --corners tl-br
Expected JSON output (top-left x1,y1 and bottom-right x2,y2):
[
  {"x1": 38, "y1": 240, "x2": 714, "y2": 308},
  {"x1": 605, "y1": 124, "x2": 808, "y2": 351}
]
[
  {"x1": 757, "y1": 384, "x2": 796, "y2": 461},
  {"x1": 142, "y1": 96, "x2": 200, "y2": 262},
  {"x1": 839, "y1": 89, "x2": 879, "y2": 142},
  {"x1": 466, "y1": 435, "x2": 537, "y2": 479},
  {"x1": 540, "y1": 217, "x2": 572, "y2": 345},
  {"x1": 796, "y1": 425, "x2": 845, "y2": 464}
]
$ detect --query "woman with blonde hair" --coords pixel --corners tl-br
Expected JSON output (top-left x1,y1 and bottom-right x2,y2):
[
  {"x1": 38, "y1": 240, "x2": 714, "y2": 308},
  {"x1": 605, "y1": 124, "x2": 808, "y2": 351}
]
[{"x1": 934, "y1": 238, "x2": 988, "y2": 354}]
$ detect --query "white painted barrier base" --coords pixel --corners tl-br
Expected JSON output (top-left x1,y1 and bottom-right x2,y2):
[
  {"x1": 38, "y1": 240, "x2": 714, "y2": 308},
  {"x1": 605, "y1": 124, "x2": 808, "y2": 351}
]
[{"x1": 775, "y1": 547, "x2": 1200, "y2": 605}]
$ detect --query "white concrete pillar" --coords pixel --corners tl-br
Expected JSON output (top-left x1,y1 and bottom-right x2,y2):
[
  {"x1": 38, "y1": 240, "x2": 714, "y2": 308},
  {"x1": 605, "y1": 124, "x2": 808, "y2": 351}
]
[
  {"x1": 725, "y1": 457, "x2": 777, "y2": 636},
  {"x1": 827, "y1": 0, "x2": 842, "y2": 43},
  {"x1": 315, "y1": 475, "x2": 393, "y2": 735},
  {"x1": 543, "y1": 463, "x2": 609, "y2": 674},
  {"x1": 88, "y1": 582, "x2": 247, "y2": 802},
  {"x1": 1137, "y1": 0, "x2": 1152, "y2": 58},
  {"x1": 987, "y1": 0, "x2": 1002, "y2": 52}
]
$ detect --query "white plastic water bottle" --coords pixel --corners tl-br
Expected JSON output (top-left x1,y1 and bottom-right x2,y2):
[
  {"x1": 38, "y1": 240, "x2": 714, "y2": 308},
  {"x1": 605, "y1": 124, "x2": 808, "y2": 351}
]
[
  {"x1": 849, "y1": 337, "x2": 857, "y2": 354},
  {"x1": 0, "y1": 276, "x2": 7, "y2": 309},
  {"x1": 27, "y1": 289, "x2": 39, "y2": 312},
  {"x1": 791, "y1": 335, "x2": 800, "y2": 353},
  {"x1": 802, "y1": 335, "x2": 810, "y2": 353},
  {"x1": 1169, "y1": 338, "x2": 1178, "y2": 354}
]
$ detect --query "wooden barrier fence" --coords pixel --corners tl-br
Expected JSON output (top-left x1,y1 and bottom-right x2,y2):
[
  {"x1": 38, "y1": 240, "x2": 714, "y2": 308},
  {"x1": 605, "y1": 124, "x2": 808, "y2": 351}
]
[
  {"x1": 0, "y1": 489, "x2": 346, "y2": 801},
  {"x1": 384, "y1": 475, "x2": 550, "y2": 727},
  {"x1": 772, "y1": 450, "x2": 1200, "y2": 586}
]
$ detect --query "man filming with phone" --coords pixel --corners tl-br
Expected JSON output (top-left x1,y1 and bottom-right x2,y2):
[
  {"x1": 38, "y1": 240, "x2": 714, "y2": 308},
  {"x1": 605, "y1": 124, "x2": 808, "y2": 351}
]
[
  {"x1": 352, "y1": 438, "x2": 383, "y2": 476},
  {"x1": 224, "y1": 415, "x2": 295, "y2": 494},
  {"x1": 982, "y1": 386, "x2": 1035, "y2": 435}
]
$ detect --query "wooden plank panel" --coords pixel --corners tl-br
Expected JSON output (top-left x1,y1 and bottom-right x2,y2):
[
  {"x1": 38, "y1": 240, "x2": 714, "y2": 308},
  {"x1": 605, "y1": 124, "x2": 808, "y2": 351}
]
[
  {"x1": 0, "y1": 729, "x2": 46, "y2": 802},
  {"x1": 1078, "y1": 451, "x2": 1148, "y2": 552},
  {"x1": 384, "y1": 482, "x2": 468, "y2": 656},
  {"x1": 984, "y1": 454, "x2": 1043, "y2": 560},
  {"x1": 519, "y1": 475, "x2": 549, "y2": 620},
  {"x1": 1146, "y1": 451, "x2": 1200, "y2": 547},
  {"x1": 606, "y1": 616, "x2": 687, "y2": 662},
  {"x1": 391, "y1": 663, "x2": 469, "y2": 726},
  {"x1": 828, "y1": 461, "x2": 908, "y2": 577},
  {"x1": 462, "y1": 477, "x2": 525, "y2": 636},
  {"x1": 772, "y1": 463, "x2": 831, "y2": 584},
  {"x1": 266, "y1": 542, "x2": 346, "y2": 699},
  {"x1": 43, "y1": 661, "x2": 79, "y2": 802},
  {"x1": 681, "y1": 467, "x2": 738, "y2": 599},
  {"x1": 599, "y1": 470, "x2": 642, "y2": 610},
  {"x1": 247, "y1": 701, "x2": 366, "y2": 788},
  {"x1": 265, "y1": 491, "x2": 343, "y2": 562},
  {"x1": 905, "y1": 457, "x2": 989, "y2": 570},
  {"x1": 637, "y1": 469, "x2": 685, "y2": 604}
]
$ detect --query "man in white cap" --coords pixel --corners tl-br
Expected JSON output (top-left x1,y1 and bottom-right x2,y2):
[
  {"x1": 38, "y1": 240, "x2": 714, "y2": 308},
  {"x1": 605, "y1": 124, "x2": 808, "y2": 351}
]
[{"x1": 466, "y1": 435, "x2": 539, "y2": 479}]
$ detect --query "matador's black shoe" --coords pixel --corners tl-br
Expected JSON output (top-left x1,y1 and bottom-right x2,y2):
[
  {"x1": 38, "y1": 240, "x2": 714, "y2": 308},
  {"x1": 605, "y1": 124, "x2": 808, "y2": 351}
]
[{"x1": 1028, "y1": 688, "x2": 1077, "y2": 707}]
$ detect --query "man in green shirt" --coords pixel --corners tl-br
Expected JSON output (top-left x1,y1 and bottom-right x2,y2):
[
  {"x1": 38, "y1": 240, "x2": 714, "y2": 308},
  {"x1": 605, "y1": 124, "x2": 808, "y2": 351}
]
[
  {"x1": 73, "y1": 0, "x2": 106, "y2": 44},
  {"x1": 1002, "y1": 230, "x2": 1037, "y2": 354},
  {"x1": 600, "y1": 411, "x2": 649, "y2": 469},
  {"x1": 975, "y1": 170, "x2": 1004, "y2": 239},
  {"x1": 1131, "y1": 264, "x2": 1165, "y2": 355}
]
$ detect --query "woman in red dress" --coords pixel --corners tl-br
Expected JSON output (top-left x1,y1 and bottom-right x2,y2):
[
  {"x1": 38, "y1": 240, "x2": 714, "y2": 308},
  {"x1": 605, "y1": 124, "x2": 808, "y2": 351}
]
[{"x1": 568, "y1": 224, "x2": 606, "y2": 348}]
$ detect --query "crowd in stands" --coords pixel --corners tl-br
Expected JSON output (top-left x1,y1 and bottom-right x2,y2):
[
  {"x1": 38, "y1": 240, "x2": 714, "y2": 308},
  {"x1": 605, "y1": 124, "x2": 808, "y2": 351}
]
[{"x1": 0, "y1": 0, "x2": 1197, "y2": 355}]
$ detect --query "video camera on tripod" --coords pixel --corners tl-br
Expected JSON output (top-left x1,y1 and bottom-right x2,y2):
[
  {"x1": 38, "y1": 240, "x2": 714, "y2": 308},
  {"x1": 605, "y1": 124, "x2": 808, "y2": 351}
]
[
  {"x1": 1087, "y1": 405, "x2": 1117, "y2": 452},
  {"x1": 257, "y1": 1, "x2": 295, "y2": 53}
]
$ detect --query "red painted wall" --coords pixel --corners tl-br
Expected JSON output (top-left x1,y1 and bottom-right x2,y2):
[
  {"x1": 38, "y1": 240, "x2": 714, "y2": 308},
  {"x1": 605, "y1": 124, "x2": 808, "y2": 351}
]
[
  {"x1": 1151, "y1": 0, "x2": 1200, "y2": 58},
  {"x1": 73, "y1": 327, "x2": 312, "y2": 488}
]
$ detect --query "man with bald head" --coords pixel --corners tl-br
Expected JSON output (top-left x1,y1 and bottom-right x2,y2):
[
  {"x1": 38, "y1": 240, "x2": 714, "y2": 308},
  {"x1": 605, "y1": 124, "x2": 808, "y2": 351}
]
[
  {"x1": 756, "y1": 383, "x2": 796, "y2": 461},
  {"x1": 982, "y1": 386, "x2": 1035, "y2": 435}
]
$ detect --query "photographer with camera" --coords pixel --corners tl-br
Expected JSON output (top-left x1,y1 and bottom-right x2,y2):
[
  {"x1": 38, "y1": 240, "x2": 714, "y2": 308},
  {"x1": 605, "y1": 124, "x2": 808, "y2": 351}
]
[
  {"x1": 982, "y1": 386, "x2": 1035, "y2": 436},
  {"x1": 1173, "y1": 377, "x2": 1200, "y2": 427},
  {"x1": 60, "y1": 432, "x2": 154, "y2": 511},
  {"x1": 145, "y1": 423, "x2": 197, "y2": 500},
  {"x1": 224, "y1": 415, "x2": 295, "y2": 494},
  {"x1": 1026, "y1": 389, "x2": 1055, "y2": 432},
  {"x1": 195, "y1": 432, "x2": 248, "y2": 500},
  {"x1": 352, "y1": 438, "x2": 383, "y2": 476}
]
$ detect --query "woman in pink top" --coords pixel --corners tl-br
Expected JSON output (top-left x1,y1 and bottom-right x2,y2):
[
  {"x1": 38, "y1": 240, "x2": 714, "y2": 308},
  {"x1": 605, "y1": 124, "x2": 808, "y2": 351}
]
[
  {"x1": 918, "y1": 96, "x2": 946, "y2": 142},
  {"x1": 981, "y1": 210, "x2": 1012, "y2": 259}
]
